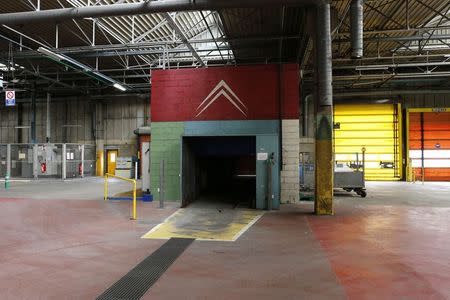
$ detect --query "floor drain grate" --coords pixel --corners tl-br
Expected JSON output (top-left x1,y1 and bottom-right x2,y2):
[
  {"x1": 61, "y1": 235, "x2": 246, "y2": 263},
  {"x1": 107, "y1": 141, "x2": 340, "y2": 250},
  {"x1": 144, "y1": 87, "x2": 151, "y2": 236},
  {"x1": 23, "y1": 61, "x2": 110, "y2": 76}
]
[{"x1": 97, "y1": 238, "x2": 194, "y2": 300}]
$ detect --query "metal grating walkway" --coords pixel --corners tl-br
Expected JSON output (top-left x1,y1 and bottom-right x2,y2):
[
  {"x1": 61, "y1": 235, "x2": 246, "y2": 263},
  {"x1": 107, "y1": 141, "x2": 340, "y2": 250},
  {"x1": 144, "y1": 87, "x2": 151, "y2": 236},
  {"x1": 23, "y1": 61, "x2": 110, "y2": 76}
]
[{"x1": 97, "y1": 238, "x2": 194, "y2": 300}]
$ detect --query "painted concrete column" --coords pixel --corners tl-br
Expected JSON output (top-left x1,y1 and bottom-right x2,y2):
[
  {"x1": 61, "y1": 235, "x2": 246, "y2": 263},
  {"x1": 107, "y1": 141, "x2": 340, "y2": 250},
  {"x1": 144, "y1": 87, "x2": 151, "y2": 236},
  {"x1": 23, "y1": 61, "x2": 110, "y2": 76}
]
[
  {"x1": 281, "y1": 120, "x2": 300, "y2": 203},
  {"x1": 315, "y1": 2, "x2": 334, "y2": 215}
]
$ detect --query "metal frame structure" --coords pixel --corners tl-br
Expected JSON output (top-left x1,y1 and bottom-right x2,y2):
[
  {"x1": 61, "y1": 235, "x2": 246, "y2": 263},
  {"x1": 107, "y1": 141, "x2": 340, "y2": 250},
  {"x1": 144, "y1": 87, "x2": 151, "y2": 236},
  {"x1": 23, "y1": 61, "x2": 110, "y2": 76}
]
[
  {"x1": 0, "y1": 0, "x2": 448, "y2": 215},
  {"x1": 0, "y1": 0, "x2": 448, "y2": 97}
]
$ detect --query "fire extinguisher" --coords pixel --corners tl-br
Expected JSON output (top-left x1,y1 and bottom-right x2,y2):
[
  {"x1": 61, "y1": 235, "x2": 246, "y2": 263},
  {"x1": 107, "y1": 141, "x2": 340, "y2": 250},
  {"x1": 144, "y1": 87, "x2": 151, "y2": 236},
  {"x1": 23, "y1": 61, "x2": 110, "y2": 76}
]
[
  {"x1": 40, "y1": 162, "x2": 47, "y2": 174},
  {"x1": 78, "y1": 163, "x2": 83, "y2": 176}
]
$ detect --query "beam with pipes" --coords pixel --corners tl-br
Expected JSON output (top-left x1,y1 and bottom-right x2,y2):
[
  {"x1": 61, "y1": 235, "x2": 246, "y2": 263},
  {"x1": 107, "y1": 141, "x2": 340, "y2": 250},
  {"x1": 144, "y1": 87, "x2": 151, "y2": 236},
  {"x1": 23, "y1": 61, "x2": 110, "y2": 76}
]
[{"x1": 0, "y1": 0, "x2": 321, "y2": 25}]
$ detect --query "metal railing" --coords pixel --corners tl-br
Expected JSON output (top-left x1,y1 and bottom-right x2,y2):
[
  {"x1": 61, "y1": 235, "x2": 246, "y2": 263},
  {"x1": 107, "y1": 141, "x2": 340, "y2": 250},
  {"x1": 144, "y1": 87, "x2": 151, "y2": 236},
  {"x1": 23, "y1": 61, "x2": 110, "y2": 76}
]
[
  {"x1": 0, "y1": 143, "x2": 95, "y2": 179},
  {"x1": 104, "y1": 173, "x2": 137, "y2": 220}
]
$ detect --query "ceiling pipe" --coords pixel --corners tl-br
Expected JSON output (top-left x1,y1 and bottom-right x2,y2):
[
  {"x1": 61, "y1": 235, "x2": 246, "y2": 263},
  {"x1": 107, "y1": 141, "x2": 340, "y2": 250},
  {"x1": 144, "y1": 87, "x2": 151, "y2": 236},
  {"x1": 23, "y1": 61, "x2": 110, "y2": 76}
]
[
  {"x1": 350, "y1": 0, "x2": 364, "y2": 59},
  {"x1": 0, "y1": 0, "x2": 324, "y2": 25},
  {"x1": 335, "y1": 89, "x2": 450, "y2": 98}
]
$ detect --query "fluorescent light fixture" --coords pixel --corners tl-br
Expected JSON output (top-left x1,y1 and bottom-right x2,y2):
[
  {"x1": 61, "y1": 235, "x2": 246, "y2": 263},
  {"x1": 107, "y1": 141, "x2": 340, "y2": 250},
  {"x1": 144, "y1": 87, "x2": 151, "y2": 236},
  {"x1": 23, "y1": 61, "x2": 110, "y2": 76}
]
[
  {"x1": 37, "y1": 47, "x2": 65, "y2": 61},
  {"x1": 113, "y1": 83, "x2": 127, "y2": 91},
  {"x1": 375, "y1": 99, "x2": 390, "y2": 103},
  {"x1": 355, "y1": 65, "x2": 390, "y2": 71},
  {"x1": 38, "y1": 47, "x2": 128, "y2": 92}
]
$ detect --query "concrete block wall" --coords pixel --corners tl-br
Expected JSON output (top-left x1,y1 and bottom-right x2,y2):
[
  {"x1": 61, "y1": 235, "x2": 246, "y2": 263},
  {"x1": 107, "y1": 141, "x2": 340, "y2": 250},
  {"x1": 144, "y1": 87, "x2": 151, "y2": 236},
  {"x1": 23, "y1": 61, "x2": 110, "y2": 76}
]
[
  {"x1": 150, "y1": 122, "x2": 184, "y2": 201},
  {"x1": 281, "y1": 119, "x2": 300, "y2": 203}
]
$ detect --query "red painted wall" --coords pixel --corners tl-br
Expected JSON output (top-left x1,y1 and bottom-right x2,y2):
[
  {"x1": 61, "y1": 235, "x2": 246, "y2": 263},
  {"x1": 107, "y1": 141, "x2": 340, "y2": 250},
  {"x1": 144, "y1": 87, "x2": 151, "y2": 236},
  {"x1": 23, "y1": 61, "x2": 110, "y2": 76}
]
[{"x1": 151, "y1": 64, "x2": 299, "y2": 122}]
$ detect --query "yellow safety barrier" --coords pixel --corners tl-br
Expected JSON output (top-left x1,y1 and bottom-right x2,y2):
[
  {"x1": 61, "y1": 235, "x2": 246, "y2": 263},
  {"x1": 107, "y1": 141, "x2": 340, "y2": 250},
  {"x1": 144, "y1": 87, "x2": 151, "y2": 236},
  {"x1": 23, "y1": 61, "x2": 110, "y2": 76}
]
[{"x1": 104, "y1": 173, "x2": 137, "y2": 220}]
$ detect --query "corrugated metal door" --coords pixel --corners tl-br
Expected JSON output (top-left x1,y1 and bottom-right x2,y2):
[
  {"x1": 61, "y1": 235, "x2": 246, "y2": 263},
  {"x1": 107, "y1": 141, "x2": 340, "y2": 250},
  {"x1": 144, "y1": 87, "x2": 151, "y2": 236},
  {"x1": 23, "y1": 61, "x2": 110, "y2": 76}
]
[
  {"x1": 409, "y1": 111, "x2": 450, "y2": 181},
  {"x1": 334, "y1": 104, "x2": 402, "y2": 181}
]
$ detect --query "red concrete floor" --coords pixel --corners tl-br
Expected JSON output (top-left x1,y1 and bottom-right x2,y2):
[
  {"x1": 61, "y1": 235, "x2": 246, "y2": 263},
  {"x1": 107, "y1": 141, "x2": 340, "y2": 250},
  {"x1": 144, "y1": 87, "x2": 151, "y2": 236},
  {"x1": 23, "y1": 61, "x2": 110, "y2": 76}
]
[
  {"x1": 308, "y1": 204, "x2": 450, "y2": 300},
  {"x1": 0, "y1": 197, "x2": 177, "y2": 299},
  {"x1": 1, "y1": 181, "x2": 450, "y2": 299}
]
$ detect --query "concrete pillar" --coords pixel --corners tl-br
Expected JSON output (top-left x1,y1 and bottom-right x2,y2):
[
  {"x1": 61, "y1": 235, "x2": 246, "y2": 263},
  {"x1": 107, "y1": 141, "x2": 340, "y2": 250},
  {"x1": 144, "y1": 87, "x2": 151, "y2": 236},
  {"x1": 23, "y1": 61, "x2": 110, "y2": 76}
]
[
  {"x1": 281, "y1": 120, "x2": 300, "y2": 203},
  {"x1": 315, "y1": 3, "x2": 334, "y2": 215}
]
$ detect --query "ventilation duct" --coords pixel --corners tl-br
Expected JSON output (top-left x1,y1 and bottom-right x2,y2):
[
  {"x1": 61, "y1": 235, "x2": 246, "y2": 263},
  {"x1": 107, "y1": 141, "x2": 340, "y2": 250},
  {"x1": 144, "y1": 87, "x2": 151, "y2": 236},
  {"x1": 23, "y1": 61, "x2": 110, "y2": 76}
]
[{"x1": 350, "y1": 0, "x2": 364, "y2": 59}]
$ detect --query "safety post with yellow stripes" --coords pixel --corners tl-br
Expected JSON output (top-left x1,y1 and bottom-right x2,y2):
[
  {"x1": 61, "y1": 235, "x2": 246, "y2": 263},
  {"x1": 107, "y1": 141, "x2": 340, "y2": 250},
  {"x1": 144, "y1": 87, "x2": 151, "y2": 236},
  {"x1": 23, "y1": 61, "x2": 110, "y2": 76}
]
[
  {"x1": 314, "y1": 3, "x2": 334, "y2": 215},
  {"x1": 104, "y1": 173, "x2": 137, "y2": 220}
]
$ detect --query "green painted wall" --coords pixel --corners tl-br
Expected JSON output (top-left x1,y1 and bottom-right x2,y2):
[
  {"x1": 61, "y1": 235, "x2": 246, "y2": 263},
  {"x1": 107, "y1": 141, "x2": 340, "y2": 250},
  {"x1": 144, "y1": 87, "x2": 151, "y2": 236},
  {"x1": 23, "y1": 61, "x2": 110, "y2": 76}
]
[
  {"x1": 256, "y1": 135, "x2": 280, "y2": 210},
  {"x1": 151, "y1": 120, "x2": 281, "y2": 207},
  {"x1": 150, "y1": 122, "x2": 184, "y2": 201}
]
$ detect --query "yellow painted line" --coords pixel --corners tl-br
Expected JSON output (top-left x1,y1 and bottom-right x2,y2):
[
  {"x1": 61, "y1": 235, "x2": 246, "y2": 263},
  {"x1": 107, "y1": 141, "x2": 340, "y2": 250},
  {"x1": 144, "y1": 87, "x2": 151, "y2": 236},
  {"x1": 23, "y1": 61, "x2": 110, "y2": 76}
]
[{"x1": 141, "y1": 208, "x2": 264, "y2": 242}]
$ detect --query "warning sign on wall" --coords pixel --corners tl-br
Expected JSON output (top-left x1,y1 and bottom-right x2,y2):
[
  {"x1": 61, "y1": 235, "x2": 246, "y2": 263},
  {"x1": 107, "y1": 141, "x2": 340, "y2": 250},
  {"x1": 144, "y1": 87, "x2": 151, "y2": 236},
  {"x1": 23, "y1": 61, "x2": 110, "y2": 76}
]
[{"x1": 5, "y1": 90, "x2": 15, "y2": 106}]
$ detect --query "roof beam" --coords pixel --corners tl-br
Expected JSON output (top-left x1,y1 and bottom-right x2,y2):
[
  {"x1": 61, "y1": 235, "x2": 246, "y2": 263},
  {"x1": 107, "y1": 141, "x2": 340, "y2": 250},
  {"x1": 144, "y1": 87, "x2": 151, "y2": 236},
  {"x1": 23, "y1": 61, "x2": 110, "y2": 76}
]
[
  {"x1": 162, "y1": 12, "x2": 205, "y2": 67},
  {"x1": 0, "y1": 0, "x2": 323, "y2": 25}
]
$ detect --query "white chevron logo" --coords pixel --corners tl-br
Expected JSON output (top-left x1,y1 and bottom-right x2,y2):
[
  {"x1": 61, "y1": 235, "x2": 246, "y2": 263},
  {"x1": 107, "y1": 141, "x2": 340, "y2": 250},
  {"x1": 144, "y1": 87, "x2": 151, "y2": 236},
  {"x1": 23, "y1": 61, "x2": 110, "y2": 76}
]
[{"x1": 195, "y1": 80, "x2": 248, "y2": 118}]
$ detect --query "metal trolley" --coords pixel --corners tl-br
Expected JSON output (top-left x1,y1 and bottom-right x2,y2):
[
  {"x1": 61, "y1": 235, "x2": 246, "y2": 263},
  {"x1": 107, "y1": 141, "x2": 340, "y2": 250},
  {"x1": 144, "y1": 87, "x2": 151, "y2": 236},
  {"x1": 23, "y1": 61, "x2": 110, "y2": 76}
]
[{"x1": 334, "y1": 148, "x2": 367, "y2": 198}]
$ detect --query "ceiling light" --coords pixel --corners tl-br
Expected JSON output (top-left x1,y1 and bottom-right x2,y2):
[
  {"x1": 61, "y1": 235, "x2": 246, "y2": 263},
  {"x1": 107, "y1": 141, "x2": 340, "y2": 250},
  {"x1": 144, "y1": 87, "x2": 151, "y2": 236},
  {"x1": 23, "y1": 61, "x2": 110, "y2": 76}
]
[
  {"x1": 113, "y1": 83, "x2": 127, "y2": 91},
  {"x1": 38, "y1": 47, "x2": 128, "y2": 92},
  {"x1": 355, "y1": 65, "x2": 390, "y2": 71},
  {"x1": 37, "y1": 47, "x2": 65, "y2": 61}
]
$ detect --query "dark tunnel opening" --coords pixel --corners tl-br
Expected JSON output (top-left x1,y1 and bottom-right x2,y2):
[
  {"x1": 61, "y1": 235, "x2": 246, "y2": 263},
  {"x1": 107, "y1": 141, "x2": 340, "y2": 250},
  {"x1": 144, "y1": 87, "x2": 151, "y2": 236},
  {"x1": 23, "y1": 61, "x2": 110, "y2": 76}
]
[{"x1": 182, "y1": 136, "x2": 256, "y2": 208}]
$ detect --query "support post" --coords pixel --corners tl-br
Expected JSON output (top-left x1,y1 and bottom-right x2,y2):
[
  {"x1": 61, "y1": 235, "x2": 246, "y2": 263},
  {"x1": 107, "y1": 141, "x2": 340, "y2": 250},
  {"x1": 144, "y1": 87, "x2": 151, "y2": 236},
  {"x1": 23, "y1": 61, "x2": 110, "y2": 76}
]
[
  {"x1": 46, "y1": 93, "x2": 51, "y2": 143},
  {"x1": 104, "y1": 174, "x2": 108, "y2": 201},
  {"x1": 33, "y1": 144, "x2": 38, "y2": 179},
  {"x1": 81, "y1": 144, "x2": 85, "y2": 178},
  {"x1": 267, "y1": 157, "x2": 273, "y2": 210},
  {"x1": 159, "y1": 159, "x2": 165, "y2": 208},
  {"x1": 5, "y1": 144, "x2": 11, "y2": 189},
  {"x1": 135, "y1": 161, "x2": 138, "y2": 180},
  {"x1": 6, "y1": 144, "x2": 11, "y2": 177},
  {"x1": 132, "y1": 180, "x2": 137, "y2": 220},
  {"x1": 31, "y1": 89, "x2": 36, "y2": 144},
  {"x1": 315, "y1": 3, "x2": 334, "y2": 215},
  {"x1": 62, "y1": 143, "x2": 67, "y2": 180}
]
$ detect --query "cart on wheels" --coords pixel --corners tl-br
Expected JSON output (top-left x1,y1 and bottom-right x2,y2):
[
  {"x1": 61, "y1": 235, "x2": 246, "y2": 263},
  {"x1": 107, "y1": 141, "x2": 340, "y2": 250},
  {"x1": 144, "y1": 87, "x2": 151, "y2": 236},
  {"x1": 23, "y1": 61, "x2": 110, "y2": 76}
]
[{"x1": 334, "y1": 148, "x2": 367, "y2": 198}]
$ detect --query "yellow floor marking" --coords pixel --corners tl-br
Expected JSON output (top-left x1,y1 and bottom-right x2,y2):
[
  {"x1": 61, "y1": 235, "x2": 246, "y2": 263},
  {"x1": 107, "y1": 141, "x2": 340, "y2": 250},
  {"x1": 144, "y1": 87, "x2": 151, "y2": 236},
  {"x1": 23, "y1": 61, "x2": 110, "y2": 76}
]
[{"x1": 141, "y1": 208, "x2": 264, "y2": 241}]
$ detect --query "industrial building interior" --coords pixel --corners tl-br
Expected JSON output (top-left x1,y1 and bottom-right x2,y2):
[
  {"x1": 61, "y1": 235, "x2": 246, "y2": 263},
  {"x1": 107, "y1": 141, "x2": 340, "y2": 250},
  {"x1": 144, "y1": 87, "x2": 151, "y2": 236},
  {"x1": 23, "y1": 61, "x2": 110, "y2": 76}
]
[{"x1": 0, "y1": 0, "x2": 449, "y2": 299}]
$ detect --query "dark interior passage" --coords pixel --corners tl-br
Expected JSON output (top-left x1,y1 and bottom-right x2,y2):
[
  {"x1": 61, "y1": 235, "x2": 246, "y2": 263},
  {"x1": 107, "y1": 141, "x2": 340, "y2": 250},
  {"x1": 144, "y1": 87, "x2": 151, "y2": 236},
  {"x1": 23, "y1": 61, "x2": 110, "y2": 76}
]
[{"x1": 182, "y1": 136, "x2": 256, "y2": 208}]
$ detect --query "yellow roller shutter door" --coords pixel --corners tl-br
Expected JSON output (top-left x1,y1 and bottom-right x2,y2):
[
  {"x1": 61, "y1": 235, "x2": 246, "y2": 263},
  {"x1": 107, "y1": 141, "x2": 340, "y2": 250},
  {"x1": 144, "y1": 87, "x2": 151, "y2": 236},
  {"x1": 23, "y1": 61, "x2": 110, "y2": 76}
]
[{"x1": 334, "y1": 104, "x2": 402, "y2": 181}]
